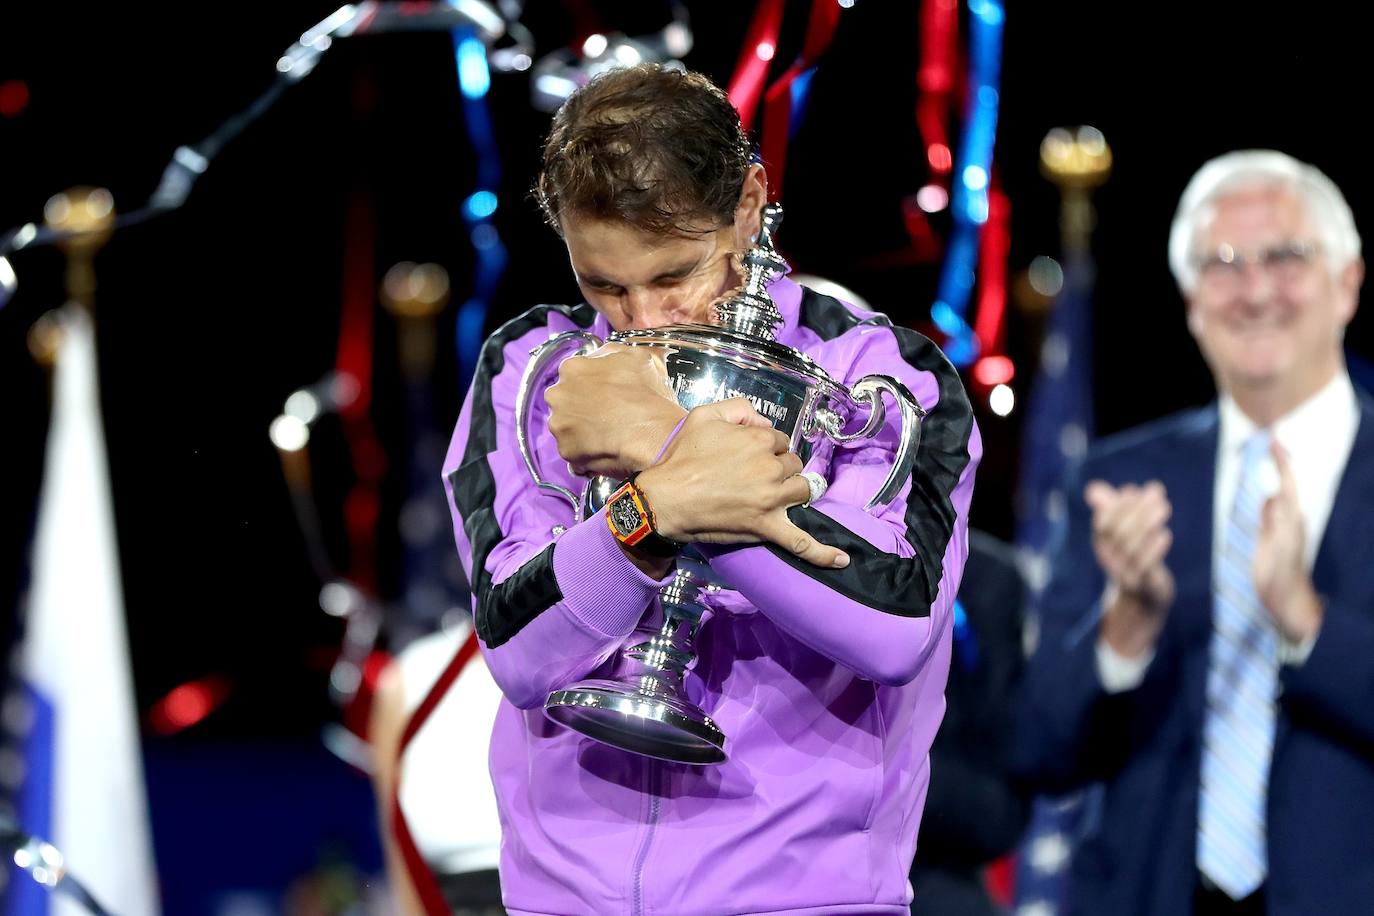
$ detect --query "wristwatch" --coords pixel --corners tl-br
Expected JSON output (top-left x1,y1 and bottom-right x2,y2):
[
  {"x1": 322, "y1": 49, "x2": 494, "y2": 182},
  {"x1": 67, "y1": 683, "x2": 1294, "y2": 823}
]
[{"x1": 605, "y1": 474, "x2": 683, "y2": 558}]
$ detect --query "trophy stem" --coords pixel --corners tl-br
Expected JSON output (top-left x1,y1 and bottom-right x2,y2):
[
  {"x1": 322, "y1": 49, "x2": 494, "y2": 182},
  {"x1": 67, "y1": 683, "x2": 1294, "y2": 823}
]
[
  {"x1": 623, "y1": 570, "x2": 705, "y2": 677},
  {"x1": 544, "y1": 566, "x2": 727, "y2": 764}
]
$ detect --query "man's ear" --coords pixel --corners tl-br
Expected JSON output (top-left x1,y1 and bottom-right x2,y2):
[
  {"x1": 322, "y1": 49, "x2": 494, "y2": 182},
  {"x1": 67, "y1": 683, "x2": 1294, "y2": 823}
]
[
  {"x1": 1185, "y1": 299, "x2": 1203, "y2": 339},
  {"x1": 733, "y1": 164, "x2": 769, "y2": 248},
  {"x1": 1336, "y1": 256, "x2": 1364, "y2": 326}
]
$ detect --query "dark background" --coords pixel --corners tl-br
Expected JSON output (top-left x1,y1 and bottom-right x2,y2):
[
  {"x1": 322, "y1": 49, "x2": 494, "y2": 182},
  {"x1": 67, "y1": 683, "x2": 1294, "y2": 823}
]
[{"x1": 1, "y1": 0, "x2": 1370, "y2": 906}]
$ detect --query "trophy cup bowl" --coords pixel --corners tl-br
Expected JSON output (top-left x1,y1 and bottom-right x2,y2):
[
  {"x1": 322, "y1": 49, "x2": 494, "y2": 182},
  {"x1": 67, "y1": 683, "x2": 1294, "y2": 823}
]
[{"x1": 514, "y1": 203, "x2": 926, "y2": 764}]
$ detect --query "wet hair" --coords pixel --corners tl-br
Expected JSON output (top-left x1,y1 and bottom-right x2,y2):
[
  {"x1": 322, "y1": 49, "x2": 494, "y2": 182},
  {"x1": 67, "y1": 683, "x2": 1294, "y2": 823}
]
[{"x1": 535, "y1": 64, "x2": 753, "y2": 238}]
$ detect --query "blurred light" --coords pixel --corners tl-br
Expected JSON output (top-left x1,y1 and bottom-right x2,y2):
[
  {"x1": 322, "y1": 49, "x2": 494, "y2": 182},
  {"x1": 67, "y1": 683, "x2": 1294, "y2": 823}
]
[
  {"x1": 973, "y1": 354, "x2": 1015, "y2": 387},
  {"x1": 148, "y1": 677, "x2": 231, "y2": 735},
  {"x1": 330, "y1": 371, "x2": 361, "y2": 409},
  {"x1": 1041, "y1": 127, "x2": 1073, "y2": 162},
  {"x1": 0, "y1": 80, "x2": 29, "y2": 118},
  {"x1": 665, "y1": 22, "x2": 692, "y2": 56},
  {"x1": 928, "y1": 143, "x2": 953, "y2": 172},
  {"x1": 12, "y1": 223, "x2": 37, "y2": 250},
  {"x1": 320, "y1": 581, "x2": 359, "y2": 617},
  {"x1": 582, "y1": 33, "x2": 608, "y2": 58},
  {"x1": 2, "y1": 692, "x2": 33, "y2": 735},
  {"x1": 963, "y1": 164, "x2": 989, "y2": 191},
  {"x1": 284, "y1": 389, "x2": 321, "y2": 423},
  {"x1": 1029, "y1": 831, "x2": 1071, "y2": 872},
  {"x1": 269, "y1": 414, "x2": 309, "y2": 452},
  {"x1": 969, "y1": 0, "x2": 1005, "y2": 25},
  {"x1": 13, "y1": 841, "x2": 62, "y2": 886},
  {"x1": 614, "y1": 43, "x2": 642, "y2": 65},
  {"x1": 0, "y1": 747, "x2": 24, "y2": 788},
  {"x1": 43, "y1": 194, "x2": 70, "y2": 226},
  {"x1": 472, "y1": 223, "x2": 499, "y2": 250},
  {"x1": 456, "y1": 33, "x2": 491, "y2": 98},
  {"x1": 756, "y1": 41, "x2": 776, "y2": 61},
  {"x1": 464, "y1": 190, "x2": 499, "y2": 220},
  {"x1": 1040, "y1": 331, "x2": 1069, "y2": 376},
  {"x1": 1059, "y1": 422, "x2": 1088, "y2": 458},
  {"x1": 88, "y1": 188, "x2": 114, "y2": 219},
  {"x1": 330, "y1": 664, "x2": 362, "y2": 697},
  {"x1": 321, "y1": 722, "x2": 373, "y2": 771},
  {"x1": 915, "y1": 184, "x2": 949, "y2": 213},
  {"x1": 966, "y1": 193, "x2": 989, "y2": 224},
  {"x1": 931, "y1": 301, "x2": 961, "y2": 336},
  {"x1": 945, "y1": 334, "x2": 980, "y2": 367},
  {"x1": 535, "y1": 73, "x2": 579, "y2": 101},
  {"x1": 0, "y1": 257, "x2": 15, "y2": 306},
  {"x1": 511, "y1": 52, "x2": 532, "y2": 71},
  {"x1": 174, "y1": 145, "x2": 209, "y2": 174},
  {"x1": 1078, "y1": 124, "x2": 1107, "y2": 154},
  {"x1": 978, "y1": 85, "x2": 999, "y2": 107},
  {"x1": 838, "y1": 0, "x2": 856, "y2": 7},
  {"x1": 989, "y1": 383, "x2": 1015, "y2": 416},
  {"x1": 1028, "y1": 255, "x2": 1064, "y2": 297}
]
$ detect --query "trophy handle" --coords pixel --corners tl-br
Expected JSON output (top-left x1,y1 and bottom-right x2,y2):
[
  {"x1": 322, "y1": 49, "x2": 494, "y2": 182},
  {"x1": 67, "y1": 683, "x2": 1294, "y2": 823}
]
[
  {"x1": 833, "y1": 375, "x2": 927, "y2": 511},
  {"x1": 515, "y1": 329, "x2": 604, "y2": 514}
]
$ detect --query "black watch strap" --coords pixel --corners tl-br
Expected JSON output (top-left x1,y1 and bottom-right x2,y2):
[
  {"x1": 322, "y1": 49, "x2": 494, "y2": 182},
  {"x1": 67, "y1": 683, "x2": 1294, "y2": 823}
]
[{"x1": 606, "y1": 474, "x2": 683, "y2": 558}]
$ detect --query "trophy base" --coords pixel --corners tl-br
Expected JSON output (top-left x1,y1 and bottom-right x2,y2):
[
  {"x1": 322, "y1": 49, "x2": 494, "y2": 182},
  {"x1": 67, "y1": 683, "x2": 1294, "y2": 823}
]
[{"x1": 544, "y1": 678, "x2": 727, "y2": 765}]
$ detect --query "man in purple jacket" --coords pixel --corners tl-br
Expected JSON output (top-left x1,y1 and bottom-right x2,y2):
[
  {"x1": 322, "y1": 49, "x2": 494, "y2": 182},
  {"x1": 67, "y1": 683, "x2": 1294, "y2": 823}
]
[{"x1": 441, "y1": 64, "x2": 980, "y2": 915}]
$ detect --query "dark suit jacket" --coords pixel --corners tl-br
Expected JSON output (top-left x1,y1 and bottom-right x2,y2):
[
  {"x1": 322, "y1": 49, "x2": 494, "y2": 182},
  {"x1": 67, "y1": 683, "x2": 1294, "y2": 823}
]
[
  {"x1": 1013, "y1": 393, "x2": 1374, "y2": 916},
  {"x1": 911, "y1": 529, "x2": 1029, "y2": 915}
]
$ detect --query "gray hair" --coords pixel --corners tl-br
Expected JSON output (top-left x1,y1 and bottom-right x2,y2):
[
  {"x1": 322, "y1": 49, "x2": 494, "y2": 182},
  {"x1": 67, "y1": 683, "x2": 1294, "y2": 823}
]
[{"x1": 1167, "y1": 150, "x2": 1361, "y2": 293}]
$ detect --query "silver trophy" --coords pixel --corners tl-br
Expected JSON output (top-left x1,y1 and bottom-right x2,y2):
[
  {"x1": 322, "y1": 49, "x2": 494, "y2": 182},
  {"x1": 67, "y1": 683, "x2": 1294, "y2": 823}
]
[{"x1": 515, "y1": 203, "x2": 925, "y2": 764}]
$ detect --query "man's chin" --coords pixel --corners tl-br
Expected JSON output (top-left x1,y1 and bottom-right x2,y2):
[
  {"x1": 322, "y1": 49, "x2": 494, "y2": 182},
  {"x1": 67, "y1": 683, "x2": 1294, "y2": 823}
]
[{"x1": 1225, "y1": 362, "x2": 1290, "y2": 396}]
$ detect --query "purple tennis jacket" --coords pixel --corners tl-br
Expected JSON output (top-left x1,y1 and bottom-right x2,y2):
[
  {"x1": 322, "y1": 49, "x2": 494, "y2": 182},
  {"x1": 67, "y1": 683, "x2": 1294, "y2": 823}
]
[{"x1": 442, "y1": 277, "x2": 981, "y2": 915}]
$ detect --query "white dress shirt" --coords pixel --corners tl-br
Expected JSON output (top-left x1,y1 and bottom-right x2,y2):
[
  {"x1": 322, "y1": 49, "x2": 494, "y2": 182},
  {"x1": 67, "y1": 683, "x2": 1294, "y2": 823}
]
[{"x1": 1096, "y1": 371, "x2": 1361, "y2": 692}]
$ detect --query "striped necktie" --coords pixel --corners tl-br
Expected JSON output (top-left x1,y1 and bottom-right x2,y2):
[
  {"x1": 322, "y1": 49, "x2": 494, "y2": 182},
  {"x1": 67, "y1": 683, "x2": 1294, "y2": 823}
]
[{"x1": 1197, "y1": 430, "x2": 1278, "y2": 900}]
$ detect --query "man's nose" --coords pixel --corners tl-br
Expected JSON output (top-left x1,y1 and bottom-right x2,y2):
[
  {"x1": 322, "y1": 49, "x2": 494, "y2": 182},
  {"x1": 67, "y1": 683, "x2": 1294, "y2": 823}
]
[
  {"x1": 623, "y1": 288, "x2": 679, "y2": 329},
  {"x1": 1237, "y1": 260, "x2": 1279, "y2": 302}
]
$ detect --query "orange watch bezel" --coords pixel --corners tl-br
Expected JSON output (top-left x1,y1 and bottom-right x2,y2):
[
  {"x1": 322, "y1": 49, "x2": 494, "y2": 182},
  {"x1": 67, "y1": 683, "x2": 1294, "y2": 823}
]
[{"x1": 606, "y1": 481, "x2": 653, "y2": 547}]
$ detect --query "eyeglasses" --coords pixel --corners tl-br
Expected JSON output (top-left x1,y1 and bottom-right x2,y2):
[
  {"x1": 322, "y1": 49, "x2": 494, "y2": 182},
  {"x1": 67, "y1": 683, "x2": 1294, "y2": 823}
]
[{"x1": 1193, "y1": 240, "x2": 1321, "y2": 291}]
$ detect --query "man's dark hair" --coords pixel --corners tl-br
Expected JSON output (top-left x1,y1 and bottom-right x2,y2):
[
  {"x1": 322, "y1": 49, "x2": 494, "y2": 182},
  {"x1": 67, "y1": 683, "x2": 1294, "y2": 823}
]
[{"x1": 535, "y1": 64, "x2": 753, "y2": 238}]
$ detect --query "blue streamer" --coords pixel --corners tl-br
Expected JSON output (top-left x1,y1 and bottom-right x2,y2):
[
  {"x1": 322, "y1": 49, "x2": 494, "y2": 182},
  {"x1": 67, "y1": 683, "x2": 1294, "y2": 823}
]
[
  {"x1": 788, "y1": 67, "x2": 817, "y2": 139},
  {"x1": 931, "y1": 0, "x2": 1004, "y2": 367},
  {"x1": 952, "y1": 599, "x2": 980, "y2": 670},
  {"x1": 452, "y1": 26, "x2": 507, "y2": 389}
]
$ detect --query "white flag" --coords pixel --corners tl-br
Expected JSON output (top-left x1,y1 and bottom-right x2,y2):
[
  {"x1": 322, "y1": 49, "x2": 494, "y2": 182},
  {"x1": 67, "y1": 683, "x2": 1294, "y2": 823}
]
[{"x1": 11, "y1": 305, "x2": 160, "y2": 915}]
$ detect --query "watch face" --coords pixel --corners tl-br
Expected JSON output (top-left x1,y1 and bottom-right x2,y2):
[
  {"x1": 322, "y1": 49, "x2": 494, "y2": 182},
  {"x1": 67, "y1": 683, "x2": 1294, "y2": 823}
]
[{"x1": 609, "y1": 493, "x2": 645, "y2": 538}]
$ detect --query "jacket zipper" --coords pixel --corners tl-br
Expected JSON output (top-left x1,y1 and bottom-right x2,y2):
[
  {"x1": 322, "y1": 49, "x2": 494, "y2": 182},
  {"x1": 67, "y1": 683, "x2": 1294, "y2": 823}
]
[{"x1": 631, "y1": 760, "x2": 662, "y2": 916}]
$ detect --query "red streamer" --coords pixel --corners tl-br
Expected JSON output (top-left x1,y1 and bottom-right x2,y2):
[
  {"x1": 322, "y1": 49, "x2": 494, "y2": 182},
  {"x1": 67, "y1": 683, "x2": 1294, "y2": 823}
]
[
  {"x1": 726, "y1": 0, "x2": 787, "y2": 132},
  {"x1": 759, "y1": 0, "x2": 842, "y2": 202},
  {"x1": 917, "y1": 0, "x2": 959, "y2": 180},
  {"x1": 335, "y1": 187, "x2": 385, "y2": 596},
  {"x1": 973, "y1": 182, "x2": 1010, "y2": 357}
]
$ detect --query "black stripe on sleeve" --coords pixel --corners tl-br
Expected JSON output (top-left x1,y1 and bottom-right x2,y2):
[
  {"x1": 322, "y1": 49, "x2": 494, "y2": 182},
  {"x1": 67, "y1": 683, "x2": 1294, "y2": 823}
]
[
  {"x1": 762, "y1": 287, "x2": 975, "y2": 617},
  {"x1": 447, "y1": 303, "x2": 597, "y2": 648}
]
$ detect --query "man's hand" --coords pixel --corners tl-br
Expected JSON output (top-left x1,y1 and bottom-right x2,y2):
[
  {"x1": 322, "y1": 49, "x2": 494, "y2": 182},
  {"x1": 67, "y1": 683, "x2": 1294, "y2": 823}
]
[
  {"x1": 545, "y1": 343, "x2": 686, "y2": 478},
  {"x1": 636, "y1": 399, "x2": 850, "y2": 569},
  {"x1": 1084, "y1": 480, "x2": 1175, "y2": 659},
  {"x1": 1254, "y1": 440, "x2": 1323, "y2": 643}
]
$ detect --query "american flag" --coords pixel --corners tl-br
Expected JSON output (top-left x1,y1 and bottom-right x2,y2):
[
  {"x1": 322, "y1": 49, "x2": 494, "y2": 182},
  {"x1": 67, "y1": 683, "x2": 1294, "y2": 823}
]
[
  {"x1": 1011, "y1": 251, "x2": 1098, "y2": 916},
  {"x1": 2, "y1": 306, "x2": 159, "y2": 916}
]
